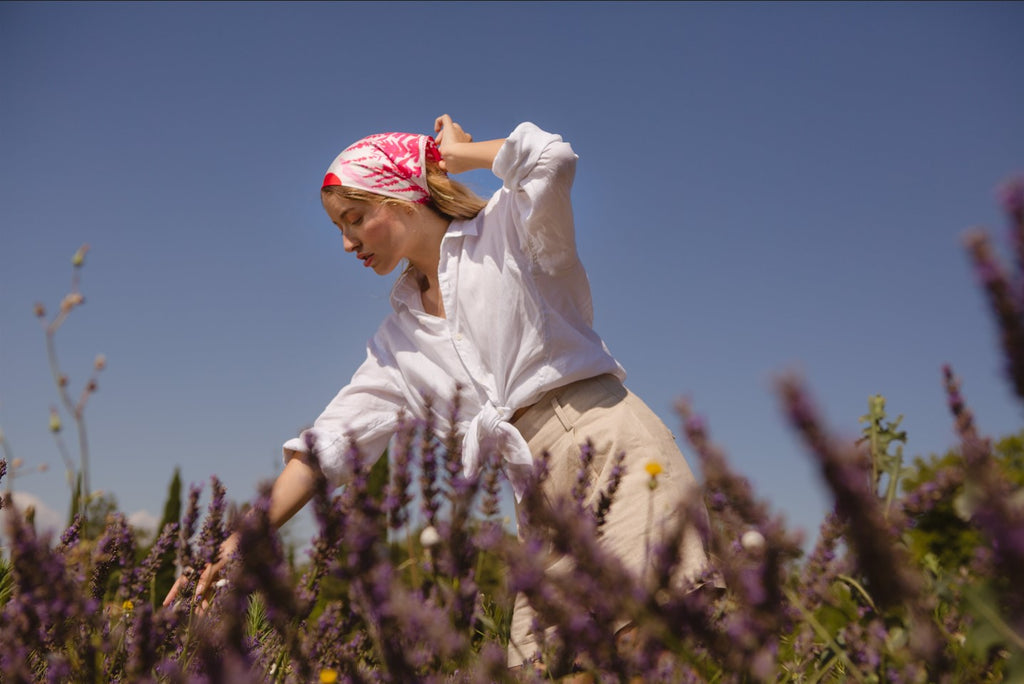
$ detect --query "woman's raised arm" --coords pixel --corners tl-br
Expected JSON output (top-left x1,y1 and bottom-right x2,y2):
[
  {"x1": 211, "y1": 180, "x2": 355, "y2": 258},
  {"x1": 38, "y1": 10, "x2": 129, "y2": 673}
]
[{"x1": 434, "y1": 114, "x2": 505, "y2": 175}]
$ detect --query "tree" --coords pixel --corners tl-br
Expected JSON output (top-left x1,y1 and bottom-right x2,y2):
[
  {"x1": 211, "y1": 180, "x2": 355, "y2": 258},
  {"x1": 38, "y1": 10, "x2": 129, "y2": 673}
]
[{"x1": 150, "y1": 467, "x2": 182, "y2": 604}]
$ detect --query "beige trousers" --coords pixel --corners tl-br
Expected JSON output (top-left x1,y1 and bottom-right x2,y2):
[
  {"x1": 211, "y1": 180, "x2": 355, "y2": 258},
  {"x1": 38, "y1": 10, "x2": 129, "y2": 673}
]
[{"x1": 507, "y1": 374, "x2": 708, "y2": 668}]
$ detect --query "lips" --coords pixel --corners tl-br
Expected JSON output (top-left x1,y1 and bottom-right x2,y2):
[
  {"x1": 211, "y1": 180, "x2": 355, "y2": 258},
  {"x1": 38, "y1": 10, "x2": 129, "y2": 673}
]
[{"x1": 357, "y1": 252, "x2": 375, "y2": 268}]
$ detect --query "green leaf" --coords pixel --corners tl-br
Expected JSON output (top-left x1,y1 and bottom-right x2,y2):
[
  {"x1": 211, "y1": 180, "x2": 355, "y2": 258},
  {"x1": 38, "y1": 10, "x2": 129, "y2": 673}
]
[{"x1": 0, "y1": 556, "x2": 12, "y2": 607}]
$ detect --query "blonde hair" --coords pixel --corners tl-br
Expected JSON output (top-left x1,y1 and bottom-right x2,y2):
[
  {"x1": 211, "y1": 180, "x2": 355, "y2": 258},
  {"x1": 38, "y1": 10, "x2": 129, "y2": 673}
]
[{"x1": 320, "y1": 159, "x2": 487, "y2": 222}]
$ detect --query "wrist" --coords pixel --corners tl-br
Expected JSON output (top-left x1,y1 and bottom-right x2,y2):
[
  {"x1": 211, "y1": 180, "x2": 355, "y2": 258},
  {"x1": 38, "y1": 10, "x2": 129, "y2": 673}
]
[{"x1": 444, "y1": 139, "x2": 505, "y2": 175}]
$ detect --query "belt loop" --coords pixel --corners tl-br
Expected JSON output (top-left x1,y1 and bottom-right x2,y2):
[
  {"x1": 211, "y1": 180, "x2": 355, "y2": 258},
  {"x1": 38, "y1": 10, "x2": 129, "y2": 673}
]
[{"x1": 550, "y1": 395, "x2": 573, "y2": 432}]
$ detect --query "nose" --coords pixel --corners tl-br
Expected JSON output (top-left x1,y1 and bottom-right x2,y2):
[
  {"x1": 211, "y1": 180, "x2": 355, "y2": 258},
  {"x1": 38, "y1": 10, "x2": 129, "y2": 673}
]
[{"x1": 341, "y1": 231, "x2": 358, "y2": 253}]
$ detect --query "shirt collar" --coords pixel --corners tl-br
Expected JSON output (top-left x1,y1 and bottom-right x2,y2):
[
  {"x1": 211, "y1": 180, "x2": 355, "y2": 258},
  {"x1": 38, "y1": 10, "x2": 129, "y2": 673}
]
[
  {"x1": 443, "y1": 215, "x2": 479, "y2": 239},
  {"x1": 389, "y1": 270, "x2": 422, "y2": 314},
  {"x1": 388, "y1": 217, "x2": 478, "y2": 314}
]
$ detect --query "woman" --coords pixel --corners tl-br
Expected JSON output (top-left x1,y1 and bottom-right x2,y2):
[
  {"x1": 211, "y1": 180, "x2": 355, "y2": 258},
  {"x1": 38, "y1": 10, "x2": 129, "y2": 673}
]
[{"x1": 165, "y1": 115, "x2": 709, "y2": 667}]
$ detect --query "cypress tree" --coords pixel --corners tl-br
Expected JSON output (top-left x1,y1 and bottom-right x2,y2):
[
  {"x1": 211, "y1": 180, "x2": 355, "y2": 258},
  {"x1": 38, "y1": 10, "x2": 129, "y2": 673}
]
[{"x1": 151, "y1": 467, "x2": 182, "y2": 603}]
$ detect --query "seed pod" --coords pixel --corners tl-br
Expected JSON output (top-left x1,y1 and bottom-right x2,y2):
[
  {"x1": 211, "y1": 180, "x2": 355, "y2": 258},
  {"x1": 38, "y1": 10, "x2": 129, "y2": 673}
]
[{"x1": 71, "y1": 244, "x2": 90, "y2": 267}]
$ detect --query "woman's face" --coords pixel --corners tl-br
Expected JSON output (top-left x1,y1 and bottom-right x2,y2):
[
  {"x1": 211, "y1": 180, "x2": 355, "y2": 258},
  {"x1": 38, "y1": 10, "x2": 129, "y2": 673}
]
[{"x1": 322, "y1": 194, "x2": 414, "y2": 275}]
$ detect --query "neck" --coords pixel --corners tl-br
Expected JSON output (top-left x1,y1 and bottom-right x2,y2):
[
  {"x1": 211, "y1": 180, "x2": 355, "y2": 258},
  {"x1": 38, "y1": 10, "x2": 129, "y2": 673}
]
[{"x1": 406, "y1": 207, "x2": 451, "y2": 287}]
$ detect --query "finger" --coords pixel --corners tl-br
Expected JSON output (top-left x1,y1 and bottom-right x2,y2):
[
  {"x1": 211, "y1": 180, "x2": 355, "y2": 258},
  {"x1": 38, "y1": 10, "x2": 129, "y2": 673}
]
[
  {"x1": 446, "y1": 121, "x2": 471, "y2": 143},
  {"x1": 434, "y1": 114, "x2": 451, "y2": 134},
  {"x1": 162, "y1": 576, "x2": 182, "y2": 606},
  {"x1": 193, "y1": 566, "x2": 215, "y2": 603}
]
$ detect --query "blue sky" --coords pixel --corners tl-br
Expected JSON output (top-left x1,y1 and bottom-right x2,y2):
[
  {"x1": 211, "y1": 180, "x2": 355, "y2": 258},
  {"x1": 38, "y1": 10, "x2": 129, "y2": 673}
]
[{"x1": 1, "y1": 2, "x2": 1022, "y2": 545}]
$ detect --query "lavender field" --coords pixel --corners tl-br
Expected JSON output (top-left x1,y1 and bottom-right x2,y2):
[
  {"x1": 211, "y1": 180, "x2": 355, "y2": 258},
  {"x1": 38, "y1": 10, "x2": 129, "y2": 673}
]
[{"x1": 1, "y1": 181, "x2": 1022, "y2": 682}]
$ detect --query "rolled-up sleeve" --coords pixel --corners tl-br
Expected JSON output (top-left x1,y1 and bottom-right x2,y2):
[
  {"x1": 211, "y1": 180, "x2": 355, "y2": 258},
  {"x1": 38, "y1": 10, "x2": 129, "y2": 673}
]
[
  {"x1": 491, "y1": 122, "x2": 579, "y2": 274},
  {"x1": 282, "y1": 341, "x2": 405, "y2": 487}
]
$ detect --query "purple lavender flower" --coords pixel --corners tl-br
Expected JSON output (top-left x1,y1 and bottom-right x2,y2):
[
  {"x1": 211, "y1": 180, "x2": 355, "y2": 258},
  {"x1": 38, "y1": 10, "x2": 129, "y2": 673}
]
[
  {"x1": 778, "y1": 377, "x2": 921, "y2": 611},
  {"x1": 570, "y1": 439, "x2": 596, "y2": 507},
  {"x1": 677, "y1": 398, "x2": 803, "y2": 678},
  {"x1": 124, "y1": 521, "x2": 179, "y2": 602},
  {"x1": 593, "y1": 450, "x2": 626, "y2": 534},
  {"x1": 507, "y1": 474, "x2": 660, "y2": 678},
  {"x1": 175, "y1": 483, "x2": 203, "y2": 584},
  {"x1": 195, "y1": 476, "x2": 227, "y2": 568},
  {"x1": 443, "y1": 387, "x2": 464, "y2": 483},
  {"x1": 90, "y1": 513, "x2": 135, "y2": 601},
  {"x1": 478, "y1": 449, "x2": 503, "y2": 521},
  {"x1": 998, "y1": 176, "x2": 1024, "y2": 286},
  {"x1": 419, "y1": 399, "x2": 442, "y2": 529},
  {"x1": 962, "y1": 220, "x2": 1024, "y2": 401},
  {"x1": 44, "y1": 654, "x2": 71, "y2": 683},
  {"x1": 1, "y1": 499, "x2": 101, "y2": 676},
  {"x1": 943, "y1": 366, "x2": 1024, "y2": 626},
  {"x1": 56, "y1": 513, "x2": 83, "y2": 553},
  {"x1": 385, "y1": 411, "x2": 415, "y2": 531},
  {"x1": 797, "y1": 511, "x2": 848, "y2": 613},
  {"x1": 297, "y1": 450, "x2": 347, "y2": 618}
]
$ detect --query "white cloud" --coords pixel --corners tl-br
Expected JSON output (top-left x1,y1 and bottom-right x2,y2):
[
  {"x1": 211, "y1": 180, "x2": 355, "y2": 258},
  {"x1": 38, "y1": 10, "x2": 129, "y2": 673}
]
[
  {"x1": 0, "y1": 497, "x2": 163, "y2": 547},
  {"x1": 0, "y1": 491, "x2": 65, "y2": 541},
  {"x1": 127, "y1": 509, "x2": 160, "y2": 539}
]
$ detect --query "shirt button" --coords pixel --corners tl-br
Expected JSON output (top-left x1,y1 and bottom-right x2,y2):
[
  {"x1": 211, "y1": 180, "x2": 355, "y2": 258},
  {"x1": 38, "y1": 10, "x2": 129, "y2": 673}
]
[{"x1": 454, "y1": 332, "x2": 464, "y2": 342}]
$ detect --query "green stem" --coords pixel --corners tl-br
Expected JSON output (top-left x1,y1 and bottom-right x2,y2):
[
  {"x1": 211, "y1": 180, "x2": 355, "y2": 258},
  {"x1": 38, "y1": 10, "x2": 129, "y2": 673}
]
[
  {"x1": 783, "y1": 587, "x2": 868, "y2": 684},
  {"x1": 965, "y1": 590, "x2": 1024, "y2": 651},
  {"x1": 836, "y1": 574, "x2": 879, "y2": 614},
  {"x1": 46, "y1": 325, "x2": 92, "y2": 520}
]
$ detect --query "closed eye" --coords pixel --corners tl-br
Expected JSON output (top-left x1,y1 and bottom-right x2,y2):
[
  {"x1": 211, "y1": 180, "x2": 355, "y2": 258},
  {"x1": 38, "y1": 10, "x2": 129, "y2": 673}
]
[{"x1": 340, "y1": 209, "x2": 363, "y2": 227}]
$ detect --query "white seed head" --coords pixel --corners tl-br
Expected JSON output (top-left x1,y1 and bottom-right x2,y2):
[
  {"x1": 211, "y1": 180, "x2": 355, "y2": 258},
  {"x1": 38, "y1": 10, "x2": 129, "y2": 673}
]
[
  {"x1": 741, "y1": 529, "x2": 766, "y2": 553},
  {"x1": 419, "y1": 525, "x2": 441, "y2": 548}
]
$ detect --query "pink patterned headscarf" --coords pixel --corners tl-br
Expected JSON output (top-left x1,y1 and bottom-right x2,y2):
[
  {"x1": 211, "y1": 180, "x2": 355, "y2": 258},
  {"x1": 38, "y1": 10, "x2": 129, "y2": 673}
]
[{"x1": 322, "y1": 133, "x2": 443, "y2": 204}]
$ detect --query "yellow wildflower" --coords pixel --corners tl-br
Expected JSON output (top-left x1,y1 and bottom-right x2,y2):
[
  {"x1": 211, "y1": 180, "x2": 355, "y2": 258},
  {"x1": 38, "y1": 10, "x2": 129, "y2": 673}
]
[
  {"x1": 645, "y1": 460, "x2": 663, "y2": 490},
  {"x1": 122, "y1": 600, "x2": 134, "y2": 613},
  {"x1": 320, "y1": 669, "x2": 339, "y2": 684}
]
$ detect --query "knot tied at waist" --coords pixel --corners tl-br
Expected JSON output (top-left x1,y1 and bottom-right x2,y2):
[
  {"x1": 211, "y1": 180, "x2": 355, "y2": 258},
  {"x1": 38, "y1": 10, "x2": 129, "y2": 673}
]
[{"x1": 461, "y1": 401, "x2": 534, "y2": 499}]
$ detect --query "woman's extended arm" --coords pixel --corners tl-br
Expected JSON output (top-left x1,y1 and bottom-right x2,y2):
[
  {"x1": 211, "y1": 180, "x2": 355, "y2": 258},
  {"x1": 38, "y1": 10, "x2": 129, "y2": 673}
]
[
  {"x1": 434, "y1": 114, "x2": 505, "y2": 175},
  {"x1": 162, "y1": 456, "x2": 317, "y2": 609}
]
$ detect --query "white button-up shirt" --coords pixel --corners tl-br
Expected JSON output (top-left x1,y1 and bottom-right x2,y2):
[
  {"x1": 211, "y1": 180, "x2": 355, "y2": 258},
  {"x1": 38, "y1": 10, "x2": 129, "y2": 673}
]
[{"x1": 283, "y1": 122, "x2": 625, "y2": 497}]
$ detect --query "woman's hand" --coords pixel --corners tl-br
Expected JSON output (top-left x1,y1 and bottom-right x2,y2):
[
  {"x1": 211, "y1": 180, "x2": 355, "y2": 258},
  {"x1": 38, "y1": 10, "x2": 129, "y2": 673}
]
[
  {"x1": 163, "y1": 532, "x2": 240, "y2": 613},
  {"x1": 161, "y1": 458, "x2": 317, "y2": 613},
  {"x1": 434, "y1": 114, "x2": 474, "y2": 173},
  {"x1": 433, "y1": 114, "x2": 505, "y2": 175},
  {"x1": 436, "y1": 113, "x2": 475, "y2": 169}
]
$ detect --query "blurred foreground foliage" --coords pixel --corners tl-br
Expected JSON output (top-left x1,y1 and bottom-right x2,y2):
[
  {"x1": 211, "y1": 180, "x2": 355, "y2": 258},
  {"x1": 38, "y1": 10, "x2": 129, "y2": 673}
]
[{"x1": 0, "y1": 179, "x2": 1022, "y2": 681}]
